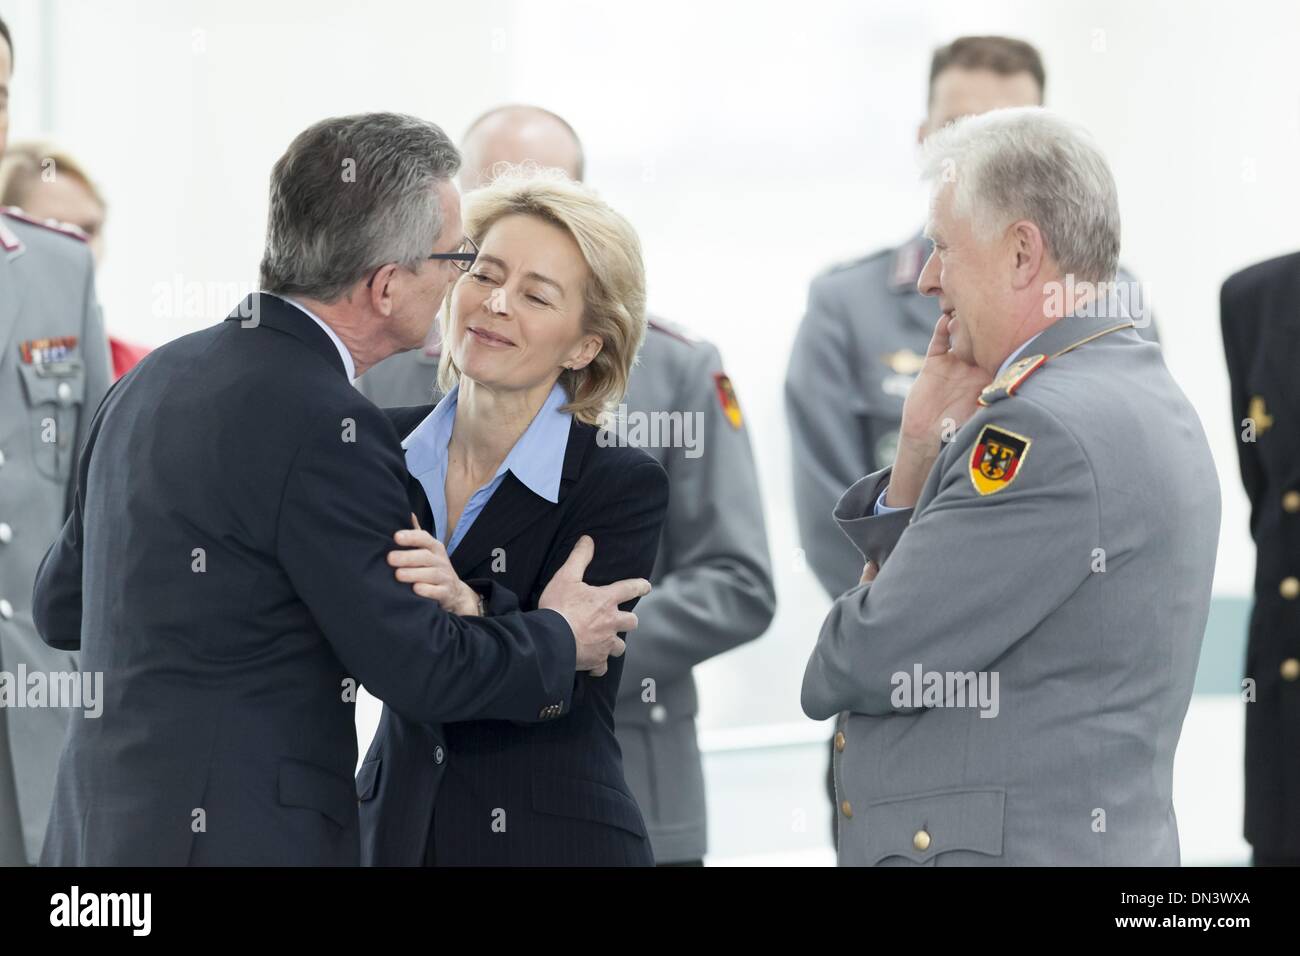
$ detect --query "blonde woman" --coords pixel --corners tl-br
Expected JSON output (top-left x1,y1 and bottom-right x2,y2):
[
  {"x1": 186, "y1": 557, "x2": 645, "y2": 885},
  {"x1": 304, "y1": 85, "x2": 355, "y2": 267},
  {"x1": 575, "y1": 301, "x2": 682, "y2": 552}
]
[{"x1": 358, "y1": 170, "x2": 667, "y2": 866}]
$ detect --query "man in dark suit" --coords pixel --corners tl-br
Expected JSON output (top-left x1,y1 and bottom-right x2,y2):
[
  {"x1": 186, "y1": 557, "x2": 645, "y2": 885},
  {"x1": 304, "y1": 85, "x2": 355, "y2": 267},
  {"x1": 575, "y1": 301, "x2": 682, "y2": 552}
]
[
  {"x1": 32, "y1": 113, "x2": 648, "y2": 866},
  {"x1": 1221, "y1": 252, "x2": 1300, "y2": 866}
]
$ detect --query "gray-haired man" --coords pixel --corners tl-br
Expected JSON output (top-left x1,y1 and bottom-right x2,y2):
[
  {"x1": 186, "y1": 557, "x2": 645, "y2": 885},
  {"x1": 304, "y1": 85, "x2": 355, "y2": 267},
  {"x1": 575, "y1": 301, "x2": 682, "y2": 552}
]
[
  {"x1": 802, "y1": 107, "x2": 1218, "y2": 865},
  {"x1": 35, "y1": 113, "x2": 647, "y2": 865}
]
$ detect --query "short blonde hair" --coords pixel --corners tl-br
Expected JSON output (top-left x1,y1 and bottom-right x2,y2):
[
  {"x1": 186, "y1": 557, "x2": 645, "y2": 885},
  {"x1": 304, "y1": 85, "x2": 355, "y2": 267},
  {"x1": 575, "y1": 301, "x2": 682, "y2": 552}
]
[
  {"x1": 0, "y1": 141, "x2": 107, "y2": 210},
  {"x1": 438, "y1": 166, "x2": 646, "y2": 425}
]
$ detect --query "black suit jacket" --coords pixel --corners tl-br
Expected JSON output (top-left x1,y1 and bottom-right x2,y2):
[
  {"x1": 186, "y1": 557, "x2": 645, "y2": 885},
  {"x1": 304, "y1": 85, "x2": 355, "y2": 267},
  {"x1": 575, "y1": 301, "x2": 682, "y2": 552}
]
[
  {"x1": 1221, "y1": 252, "x2": 1300, "y2": 855},
  {"x1": 358, "y1": 407, "x2": 668, "y2": 866},
  {"x1": 32, "y1": 293, "x2": 576, "y2": 866}
]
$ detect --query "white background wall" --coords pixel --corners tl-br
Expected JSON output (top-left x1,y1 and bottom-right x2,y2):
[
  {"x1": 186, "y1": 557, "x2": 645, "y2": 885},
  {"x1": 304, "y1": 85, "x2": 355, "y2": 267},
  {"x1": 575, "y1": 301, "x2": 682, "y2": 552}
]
[{"x1": 7, "y1": 0, "x2": 1296, "y2": 860}]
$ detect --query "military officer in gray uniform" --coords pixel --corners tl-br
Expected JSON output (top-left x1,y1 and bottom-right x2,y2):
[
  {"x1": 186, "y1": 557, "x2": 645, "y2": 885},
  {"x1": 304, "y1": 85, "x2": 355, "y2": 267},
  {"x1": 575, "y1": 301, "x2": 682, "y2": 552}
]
[
  {"x1": 788, "y1": 35, "x2": 1159, "y2": 601},
  {"x1": 803, "y1": 107, "x2": 1218, "y2": 865},
  {"x1": 787, "y1": 38, "x2": 1159, "y2": 838},
  {"x1": 0, "y1": 14, "x2": 111, "y2": 865},
  {"x1": 358, "y1": 105, "x2": 775, "y2": 865}
]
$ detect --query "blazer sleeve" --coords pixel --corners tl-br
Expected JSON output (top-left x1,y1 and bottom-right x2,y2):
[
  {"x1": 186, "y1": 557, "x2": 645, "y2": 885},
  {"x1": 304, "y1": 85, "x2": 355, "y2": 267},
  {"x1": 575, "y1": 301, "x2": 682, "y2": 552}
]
[
  {"x1": 275, "y1": 403, "x2": 577, "y2": 724},
  {"x1": 541, "y1": 453, "x2": 669, "y2": 709},
  {"x1": 32, "y1": 394, "x2": 113, "y2": 651},
  {"x1": 32, "y1": 486, "x2": 86, "y2": 651},
  {"x1": 616, "y1": 344, "x2": 775, "y2": 707}
]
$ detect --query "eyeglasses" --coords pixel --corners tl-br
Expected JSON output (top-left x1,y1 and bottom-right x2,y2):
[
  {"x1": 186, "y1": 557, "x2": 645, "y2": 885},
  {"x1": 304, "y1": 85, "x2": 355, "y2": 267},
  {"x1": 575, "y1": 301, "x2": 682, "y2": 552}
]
[
  {"x1": 366, "y1": 236, "x2": 479, "y2": 288},
  {"x1": 429, "y1": 235, "x2": 479, "y2": 273}
]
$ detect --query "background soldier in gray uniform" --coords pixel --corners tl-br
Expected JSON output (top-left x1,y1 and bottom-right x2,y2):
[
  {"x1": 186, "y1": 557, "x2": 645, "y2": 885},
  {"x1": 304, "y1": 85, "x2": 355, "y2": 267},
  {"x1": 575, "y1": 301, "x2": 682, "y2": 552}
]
[
  {"x1": 803, "y1": 108, "x2": 1217, "y2": 865},
  {"x1": 0, "y1": 15, "x2": 111, "y2": 865},
  {"x1": 786, "y1": 36, "x2": 1158, "y2": 837},
  {"x1": 788, "y1": 37, "x2": 1053, "y2": 602},
  {"x1": 359, "y1": 105, "x2": 775, "y2": 865}
]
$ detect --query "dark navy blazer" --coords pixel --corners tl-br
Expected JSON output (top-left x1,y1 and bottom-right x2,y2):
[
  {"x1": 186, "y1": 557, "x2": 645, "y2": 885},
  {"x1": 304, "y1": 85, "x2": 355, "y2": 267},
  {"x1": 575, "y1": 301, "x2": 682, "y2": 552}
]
[
  {"x1": 33, "y1": 294, "x2": 577, "y2": 866},
  {"x1": 358, "y1": 406, "x2": 668, "y2": 866}
]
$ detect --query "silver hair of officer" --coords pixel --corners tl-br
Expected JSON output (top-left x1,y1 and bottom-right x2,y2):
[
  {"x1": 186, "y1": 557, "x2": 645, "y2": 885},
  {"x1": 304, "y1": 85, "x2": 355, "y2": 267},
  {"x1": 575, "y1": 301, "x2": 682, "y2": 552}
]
[{"x1": 920, "y1": 106, "x2": 1121, "y2": 284}]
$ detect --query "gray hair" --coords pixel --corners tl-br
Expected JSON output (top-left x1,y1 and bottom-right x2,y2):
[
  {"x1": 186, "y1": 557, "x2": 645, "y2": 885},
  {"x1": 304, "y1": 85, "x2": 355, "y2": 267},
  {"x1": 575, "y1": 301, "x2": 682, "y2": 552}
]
[
  {"x1": 920, "y1": 107, "x2": 1120, "y2": 283},
  {"x1": 259, "y1": 112, "x2": 461, "y2": 302}
]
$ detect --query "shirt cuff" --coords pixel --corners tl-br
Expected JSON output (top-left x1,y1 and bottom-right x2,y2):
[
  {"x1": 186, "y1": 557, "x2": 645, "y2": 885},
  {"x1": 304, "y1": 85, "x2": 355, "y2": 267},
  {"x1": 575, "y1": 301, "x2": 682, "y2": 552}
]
[{"x1": 873, "y1": 487, "x2": 908, "y2": 516}]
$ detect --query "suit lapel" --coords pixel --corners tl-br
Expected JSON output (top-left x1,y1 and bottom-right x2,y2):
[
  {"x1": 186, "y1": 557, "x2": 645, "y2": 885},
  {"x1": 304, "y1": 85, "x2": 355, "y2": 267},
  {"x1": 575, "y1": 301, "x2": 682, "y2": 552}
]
[
  {"x1": 449, "y1": 474, "x2": 552, "y2": 578},
  {"x1": 449, "y1": 419, "x2": 593, "y2": 578},
  {"x1": 406, "y1": 470, "x2": 436, "y2": 537}
]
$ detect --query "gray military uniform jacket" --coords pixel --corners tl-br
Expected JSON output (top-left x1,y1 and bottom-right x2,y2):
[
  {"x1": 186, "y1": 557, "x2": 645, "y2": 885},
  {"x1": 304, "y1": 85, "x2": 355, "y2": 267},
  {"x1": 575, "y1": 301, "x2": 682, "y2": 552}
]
[
  {"x1": 801, "y1": 311, "x2": 1218, "y2": 866},
  {"x1": 357, "y1": 319, "x2": 776, "y2": 863},
  {"x1": 787, "y1": 233, "x2": 1160, "y2": 600},
  {"x1": 0, "y1": 209, "x2": 110, "y2": 864}
]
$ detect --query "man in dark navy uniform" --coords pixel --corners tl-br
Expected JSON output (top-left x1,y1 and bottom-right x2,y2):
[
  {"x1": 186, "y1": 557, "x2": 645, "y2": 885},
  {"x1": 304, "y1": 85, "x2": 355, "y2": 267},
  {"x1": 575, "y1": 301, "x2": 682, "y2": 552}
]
[{"x1": 1222, "y1": 251, "x2": 1300, "y2": 866}]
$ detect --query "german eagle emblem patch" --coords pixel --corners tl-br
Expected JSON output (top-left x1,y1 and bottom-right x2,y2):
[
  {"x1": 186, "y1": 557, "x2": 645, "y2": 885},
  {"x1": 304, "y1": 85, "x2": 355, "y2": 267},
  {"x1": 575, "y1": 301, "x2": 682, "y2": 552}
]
[
  {"x1": 968, "y1": 425, "x2": 1031, "y2": 496},
  {"x1": 713, "y1": 373, "x2": 743, "y2": 429}
]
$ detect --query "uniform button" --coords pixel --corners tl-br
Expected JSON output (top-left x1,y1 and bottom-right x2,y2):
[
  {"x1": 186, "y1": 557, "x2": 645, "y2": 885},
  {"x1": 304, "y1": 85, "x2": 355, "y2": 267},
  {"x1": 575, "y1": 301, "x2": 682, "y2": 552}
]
[
  {"x1": 840, "y1": 800, "x2": 853, "y2": 819},
  {"x1": 56, "y1": 382, "x2": 73, "y2": 405},
  {"x1": 0, "y1": 523, "x2": 11, "y2": 544},
  {"x1": 0, "y1": 599, "x2": 12, "y2": 620},
  {"x1": 1282, "y1": 577, "x2": 1300, "y2": 601},
  {"x1": 834, "y1": 731, "x2": 846, "y2": 752},
  {"x1": 913, "y1": 828, "x2": 932, "y2": 852},
  {"x1": 1284, "y1": 491, "x2": 1300, "y2": 513},
  {"x1": 433, "y1": 745, "x2": 445, "y2": 764},
  {"x1": 649, "y1": 704, "x2": 667, "y2": 723},
  {"x1": 1282, "y1": 659, "x2": 1300, "y2": 682}
]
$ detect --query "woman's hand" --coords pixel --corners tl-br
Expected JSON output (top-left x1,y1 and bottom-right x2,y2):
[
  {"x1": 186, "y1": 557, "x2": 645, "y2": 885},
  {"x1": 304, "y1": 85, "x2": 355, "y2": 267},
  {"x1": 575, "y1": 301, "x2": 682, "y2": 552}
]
[{"x1": 389, "y1": 520, "x2": 481, "y2": 616}]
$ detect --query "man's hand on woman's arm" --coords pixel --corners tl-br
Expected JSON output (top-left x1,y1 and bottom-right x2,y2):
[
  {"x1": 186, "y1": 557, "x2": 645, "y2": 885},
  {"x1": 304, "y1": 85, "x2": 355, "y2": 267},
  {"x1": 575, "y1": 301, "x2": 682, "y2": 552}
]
[{"x1": 389, "y1": 526, "x2": 650, "y2": 677}]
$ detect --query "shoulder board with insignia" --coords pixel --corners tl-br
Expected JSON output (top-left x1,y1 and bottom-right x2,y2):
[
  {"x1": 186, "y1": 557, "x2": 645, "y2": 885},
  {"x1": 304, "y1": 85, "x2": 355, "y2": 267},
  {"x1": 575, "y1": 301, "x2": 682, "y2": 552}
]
[
  {"x1": 887, "y1": 235, "x2": 929, "y2": 291},
  {"x1": 822, "y1": 246, "x2": 894, "y2": 277},
  {"x1": 978, "y1": 354, "x2": 1046, "y2": 406},
  {"x1": 0, "y1": 218, "x2": 21, "y2": 253},
  {"x1": 1, "y1": 206, "x2": 90, "y2": 243},
  {"x1": 977, "y1": 321, "x2": 1135, "y2": 406},
  {"x1": 647, "y1": 317, "x2": 701, "y2": 346}
]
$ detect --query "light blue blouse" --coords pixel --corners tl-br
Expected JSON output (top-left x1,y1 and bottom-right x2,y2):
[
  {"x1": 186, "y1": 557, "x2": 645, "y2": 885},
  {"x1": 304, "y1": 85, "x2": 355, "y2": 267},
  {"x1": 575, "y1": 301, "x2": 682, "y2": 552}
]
[{"x1": 401, "y1": 382, "x2": 572, "y2": 554}]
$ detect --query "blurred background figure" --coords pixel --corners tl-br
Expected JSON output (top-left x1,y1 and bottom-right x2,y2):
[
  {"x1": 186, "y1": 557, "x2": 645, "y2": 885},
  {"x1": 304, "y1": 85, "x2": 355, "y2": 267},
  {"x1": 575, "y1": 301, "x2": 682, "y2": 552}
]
[
  {"x1": 1221, "y1": 252, "x2": 1300, "y2": 866},
  {"x1": 0, "y1": 14, "x2": 111, "y2": 865},
  {"x1": 358, "y1": 104, "x2": 776, "y2": 865},
  {"x1": 784, "y1": 34, "x2": 1160, "y2": 844},
  {"x1": 0, "y1": 140, "x2": 149, "y2": 380}
]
